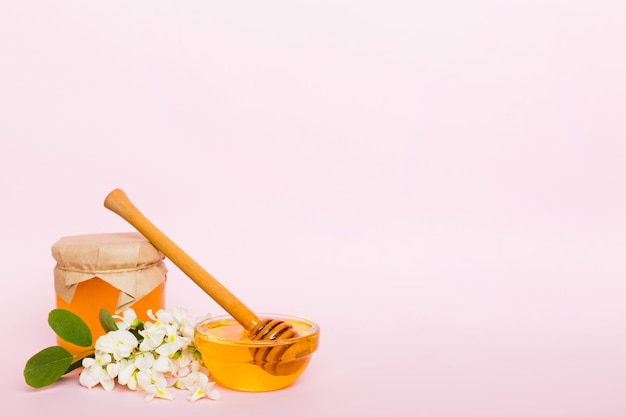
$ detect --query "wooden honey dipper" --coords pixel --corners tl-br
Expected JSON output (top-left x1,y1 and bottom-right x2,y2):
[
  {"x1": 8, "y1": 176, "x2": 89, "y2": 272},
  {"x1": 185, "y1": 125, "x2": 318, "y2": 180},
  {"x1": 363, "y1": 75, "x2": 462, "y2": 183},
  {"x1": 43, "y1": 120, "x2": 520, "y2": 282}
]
[{"x1": 104, "y1": 188, "x2": 309, "y2": 376}]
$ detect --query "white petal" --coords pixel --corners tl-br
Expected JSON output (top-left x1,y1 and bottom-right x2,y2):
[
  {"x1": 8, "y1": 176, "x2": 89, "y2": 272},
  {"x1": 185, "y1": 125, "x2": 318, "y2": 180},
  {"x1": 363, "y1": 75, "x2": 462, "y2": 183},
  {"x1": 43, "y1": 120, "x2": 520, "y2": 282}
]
[
  {"x1": 101, "y1": 375, "x2": 115, "y2": 391},
  {"x1": 153, "y1": 356, "x2": 170, "y2": 373},
  {"x1": 95, "y1": 334, "x2": 116, "y2": 353},
  {"x1": 154, "y1": 387, "x2": 175, "y2": 400},
  {"x1": 95, "y1": 352, "x2": 112, "y2": 366},
  {"x1": 135, "y1": 352, "x2": 155, "y2": 371},
  {"x1": 151, "y1": 371, "x2": 168, "y2": 388},
  {"x1": 123, "y1": 308, "x2": 137, "y2": 322},
  {"x1": 117, "y1": 330, "x2": 140, "y2": 345},
  {"x1": 81, "y1": 357, "x2": 96, "y2": 368},
  {"x1": 127, "y1": 375, "x2": 138, "y2": 391},
  {"x1": 207, "y1": 388, "x2": 221, "y2": 401},
  {"x1": 106, "y1": 362, "x2": 120, "y2": 378},
  {"x1": 187, "y1": 386, "x2": 205, "y2": 402},
  {"x1": 79, "y1": 369, "x2": 100, "y2": 389},
  {"x1": 117, "y1": 362, "x2": 136, "y2": 386},
  {"x1": 136, "y1": 371, "x2": 155, "y2": 392},
  {"x1": 155, "y1": 309, "x2": 174, "y2": 325}
]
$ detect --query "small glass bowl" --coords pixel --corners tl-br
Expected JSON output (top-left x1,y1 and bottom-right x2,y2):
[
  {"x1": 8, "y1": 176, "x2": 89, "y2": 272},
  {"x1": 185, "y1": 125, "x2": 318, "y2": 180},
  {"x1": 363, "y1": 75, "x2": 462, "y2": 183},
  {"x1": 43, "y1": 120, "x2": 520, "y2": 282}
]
[{"x1": 194, "y1": 314, "x2": 320, "y2": 392}]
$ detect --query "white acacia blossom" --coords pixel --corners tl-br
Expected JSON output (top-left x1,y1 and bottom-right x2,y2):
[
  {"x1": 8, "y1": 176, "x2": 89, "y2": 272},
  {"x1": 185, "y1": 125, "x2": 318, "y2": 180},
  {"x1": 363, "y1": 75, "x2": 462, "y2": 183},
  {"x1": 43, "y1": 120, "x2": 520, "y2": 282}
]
[
  {"x1": 79, "y1": 352, "x2": 115, "y2": 391},
  {"x1": 113, "y1": 309, "x2": 139, "y2": 331},
  {"x1": 80, "y1": 306, "x2": 219, "y2": 402},
  {"x1": 95, "y1": 329, "x2": 138, "y2": 360}
]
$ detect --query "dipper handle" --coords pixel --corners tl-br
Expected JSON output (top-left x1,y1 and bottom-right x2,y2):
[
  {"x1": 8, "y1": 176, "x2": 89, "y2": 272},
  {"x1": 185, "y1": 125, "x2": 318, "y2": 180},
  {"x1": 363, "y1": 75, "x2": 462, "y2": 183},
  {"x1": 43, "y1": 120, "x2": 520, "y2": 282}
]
[{"x1": 104, "y1": 188, "x2": 260, "y2": 331}]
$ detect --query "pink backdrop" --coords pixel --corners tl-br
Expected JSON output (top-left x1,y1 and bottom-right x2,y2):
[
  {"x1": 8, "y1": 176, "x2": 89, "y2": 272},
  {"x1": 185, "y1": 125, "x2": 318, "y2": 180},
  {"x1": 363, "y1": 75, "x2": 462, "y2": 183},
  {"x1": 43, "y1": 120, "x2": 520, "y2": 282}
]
[{"x1": 2, "y1": 1, "x2": 625, "y2": 416}]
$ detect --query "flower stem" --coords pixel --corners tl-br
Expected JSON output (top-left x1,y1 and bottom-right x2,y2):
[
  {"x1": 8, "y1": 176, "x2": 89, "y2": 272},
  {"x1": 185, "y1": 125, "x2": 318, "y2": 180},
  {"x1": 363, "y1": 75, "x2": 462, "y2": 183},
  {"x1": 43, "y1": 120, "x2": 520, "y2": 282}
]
[{"x1": 73, "y1": 348, "x2": 96, "y2": 360}]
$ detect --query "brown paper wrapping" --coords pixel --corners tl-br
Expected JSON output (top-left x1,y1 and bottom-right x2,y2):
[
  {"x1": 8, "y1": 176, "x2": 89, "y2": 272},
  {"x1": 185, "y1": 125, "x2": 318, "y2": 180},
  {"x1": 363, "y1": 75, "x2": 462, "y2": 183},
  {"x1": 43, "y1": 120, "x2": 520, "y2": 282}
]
[{"x1": 52, "y1": 232, "x2": 167, "y2": 312}]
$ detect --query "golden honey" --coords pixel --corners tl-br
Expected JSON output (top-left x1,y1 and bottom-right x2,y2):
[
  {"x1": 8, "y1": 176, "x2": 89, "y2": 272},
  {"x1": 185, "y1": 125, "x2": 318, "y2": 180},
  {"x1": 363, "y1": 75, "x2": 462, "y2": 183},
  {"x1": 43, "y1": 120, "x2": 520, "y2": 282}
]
[
  {"x1": 194, "y1": 315, "x2": 319, "y2": 392},
  {"x1": 51, "y1": 232, "x2": 167, "y2": 355}
]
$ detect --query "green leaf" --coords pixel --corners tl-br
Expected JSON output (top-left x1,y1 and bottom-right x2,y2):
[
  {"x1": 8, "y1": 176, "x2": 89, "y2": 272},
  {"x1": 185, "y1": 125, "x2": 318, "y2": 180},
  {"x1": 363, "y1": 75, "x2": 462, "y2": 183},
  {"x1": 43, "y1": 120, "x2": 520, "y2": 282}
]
[
  {"x1": 23, "y1": 346, "x2": 73, "y2": 388},
  {"x1": 48, "y1": 309, "x2": 92, "y2": 347},
  {"x1": 99, "y1": 308, "x2": 118, "y2": 333}
]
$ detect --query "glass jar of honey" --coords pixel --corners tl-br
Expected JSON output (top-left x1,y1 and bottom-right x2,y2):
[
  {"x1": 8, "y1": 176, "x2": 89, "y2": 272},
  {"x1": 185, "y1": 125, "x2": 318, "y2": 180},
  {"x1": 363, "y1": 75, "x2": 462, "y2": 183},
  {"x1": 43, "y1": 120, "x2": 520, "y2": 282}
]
[{"x1": 51, "y1": 232, "x2": 167, "y2": 354}]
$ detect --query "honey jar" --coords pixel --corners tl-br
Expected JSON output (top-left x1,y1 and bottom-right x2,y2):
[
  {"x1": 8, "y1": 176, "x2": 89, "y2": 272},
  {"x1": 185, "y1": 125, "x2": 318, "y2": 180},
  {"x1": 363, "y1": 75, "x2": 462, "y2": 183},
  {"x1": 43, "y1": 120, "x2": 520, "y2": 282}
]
[{"x1": 51, "y1": 232, "x2": 167, "y2": 354}]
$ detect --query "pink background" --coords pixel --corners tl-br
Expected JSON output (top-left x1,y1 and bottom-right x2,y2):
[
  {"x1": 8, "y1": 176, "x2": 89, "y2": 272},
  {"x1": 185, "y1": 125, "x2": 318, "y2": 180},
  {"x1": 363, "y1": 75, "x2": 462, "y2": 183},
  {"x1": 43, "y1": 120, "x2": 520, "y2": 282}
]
[{"x1": 2, "y1": 1, "x2": 625, "y2": 416}]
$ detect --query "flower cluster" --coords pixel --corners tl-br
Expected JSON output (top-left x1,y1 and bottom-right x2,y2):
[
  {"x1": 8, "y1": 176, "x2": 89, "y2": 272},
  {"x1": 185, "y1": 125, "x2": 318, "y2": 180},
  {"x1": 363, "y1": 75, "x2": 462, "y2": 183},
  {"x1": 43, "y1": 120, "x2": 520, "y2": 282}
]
[{"x1": 79, "y1": 307, "x2": 220, "y2": 402}]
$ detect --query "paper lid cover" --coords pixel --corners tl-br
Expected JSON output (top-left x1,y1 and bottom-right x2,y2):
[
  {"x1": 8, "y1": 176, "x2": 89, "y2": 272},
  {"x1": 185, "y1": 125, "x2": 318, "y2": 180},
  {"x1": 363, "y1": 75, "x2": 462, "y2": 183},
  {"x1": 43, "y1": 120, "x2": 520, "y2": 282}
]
[{"x1": 52, "y1": 232, "x2": 167, "y2": 312}]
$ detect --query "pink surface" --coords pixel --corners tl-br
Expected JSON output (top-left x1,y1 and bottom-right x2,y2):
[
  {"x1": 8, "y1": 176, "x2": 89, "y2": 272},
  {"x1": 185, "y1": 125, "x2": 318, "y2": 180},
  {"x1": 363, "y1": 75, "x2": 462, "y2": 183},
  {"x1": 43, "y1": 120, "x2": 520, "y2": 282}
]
[{"x1": 2, "y1": 1, "x2": 626, "y2": 416}]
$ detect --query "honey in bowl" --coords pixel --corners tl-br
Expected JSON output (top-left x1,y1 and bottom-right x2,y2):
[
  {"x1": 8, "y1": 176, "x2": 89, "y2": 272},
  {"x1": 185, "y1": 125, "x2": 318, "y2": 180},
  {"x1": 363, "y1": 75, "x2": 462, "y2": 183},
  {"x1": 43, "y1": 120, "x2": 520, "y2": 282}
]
[
  {"x1": 194, "y1": 314, "x2": 320, "y2": 392},
  {"x1": 103, "y1": 189, "x2": 320, "y2": 391}
]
